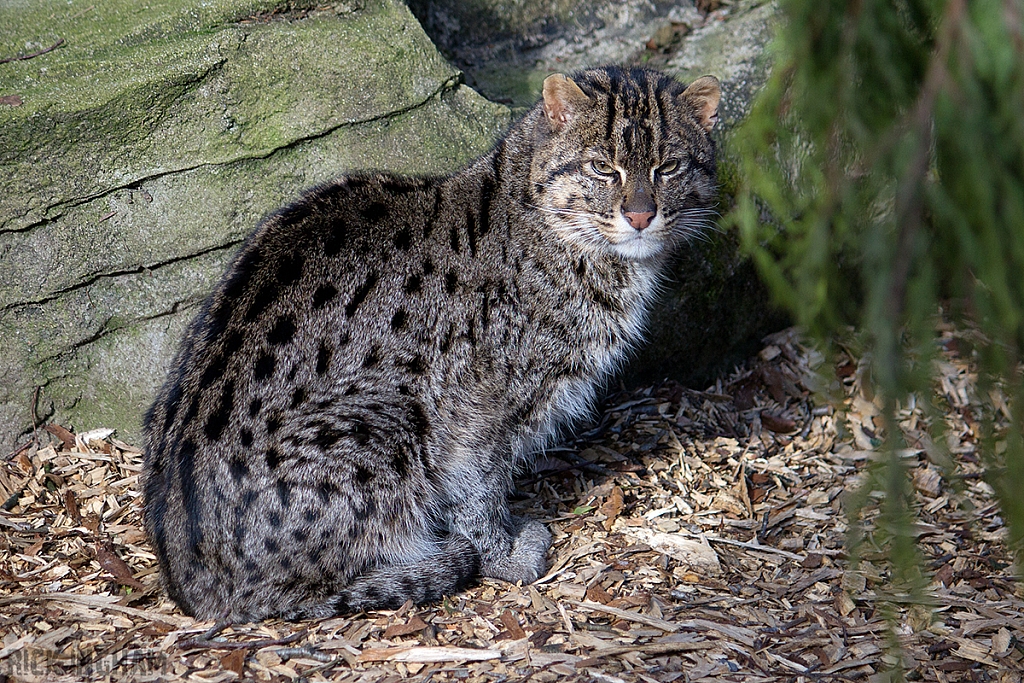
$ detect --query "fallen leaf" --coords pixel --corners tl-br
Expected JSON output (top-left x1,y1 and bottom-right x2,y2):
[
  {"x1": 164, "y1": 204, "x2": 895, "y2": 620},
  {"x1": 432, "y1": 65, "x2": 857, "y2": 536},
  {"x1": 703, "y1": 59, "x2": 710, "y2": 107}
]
[
  {"x1": 64, "y1": 490, "x2": 81, "y2": 523},
  {"x1": 730, "y1": 376, "x2": 759, "y2": 410},
  {"x1": 141, "y1": 622, "x2": 175, "y2": 636},
  {"x1": 933, "y1": 563, "x2": 954, "y2": 587},
  {"x1": 760, "y1": 367, "x2": 789, "y2": 403},
  {"x1": 15, "y1": 450, "x2": 33, "y2": 473},
  {"x1": 801, "y1": 553, "x2": 824, "y2": 569},
  {"x1": 498, "y1": 610, "x2": 526, "y2": 639},
  {"x1": 95, "y1": 541, "x2": 145, "y2": 590},
  {"x1": 0, "y1": 94, "x2": 23, "y2": 106},
  {"x1": 44, "y1": 423, "x2": 76, "y2": 451},
  {"x1": 383, "y1": 615, "x2": 429, "y2": 638},
  {"x1": 585, "y1": 583, "x2": 613, "y2": 604},
  {"x1": 762, "y1": 413, "x2": 797, "y2": 433},
  {"x1": 598, "y1": 486, "x2": 624, "y2": 531}
]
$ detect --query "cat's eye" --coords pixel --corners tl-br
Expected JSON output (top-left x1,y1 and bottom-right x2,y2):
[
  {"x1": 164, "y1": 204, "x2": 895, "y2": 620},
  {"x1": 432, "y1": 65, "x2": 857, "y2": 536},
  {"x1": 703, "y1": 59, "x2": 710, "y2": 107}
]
[
  {"x1": 589, "y1": 160, "x2": 617, "y2": 176},
  {"x1": 656, "y1": 159, "x2": 680, "y2": 176}
]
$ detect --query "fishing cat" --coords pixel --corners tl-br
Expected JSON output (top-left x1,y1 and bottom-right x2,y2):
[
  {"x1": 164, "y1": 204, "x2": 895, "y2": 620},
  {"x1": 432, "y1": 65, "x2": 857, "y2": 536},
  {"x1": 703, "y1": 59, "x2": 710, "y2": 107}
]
[{"x1": 143, "y1": 66, "x2": 721, "y2": 621}]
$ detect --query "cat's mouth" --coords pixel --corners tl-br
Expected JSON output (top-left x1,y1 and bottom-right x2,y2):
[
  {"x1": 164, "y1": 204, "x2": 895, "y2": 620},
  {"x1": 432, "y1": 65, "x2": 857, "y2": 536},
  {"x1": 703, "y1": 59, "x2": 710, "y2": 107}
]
[
  {"x1": 604, "y1": 214, "x2": 670, "y2": 260},
  {"x1": 539, "y1": 204, "x2": 672, "y2": 260}
]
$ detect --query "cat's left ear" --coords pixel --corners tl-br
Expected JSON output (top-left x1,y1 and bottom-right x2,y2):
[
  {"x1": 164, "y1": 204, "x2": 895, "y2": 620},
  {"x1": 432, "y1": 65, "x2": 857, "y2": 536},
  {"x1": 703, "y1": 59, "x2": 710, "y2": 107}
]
[
  {"x1": 542, "y1": 74, "x2": 590, "y2": 132},
  {"x1": 682, "y1": 75, "x2": 721, "y2": 132}
]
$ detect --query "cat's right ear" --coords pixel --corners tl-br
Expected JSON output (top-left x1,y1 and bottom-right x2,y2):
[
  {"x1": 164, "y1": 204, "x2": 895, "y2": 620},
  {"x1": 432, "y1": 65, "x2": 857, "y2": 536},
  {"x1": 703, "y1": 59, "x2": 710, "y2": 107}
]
[{"x1": 542, "y1": 74, "x2": 590, "y2": 132}]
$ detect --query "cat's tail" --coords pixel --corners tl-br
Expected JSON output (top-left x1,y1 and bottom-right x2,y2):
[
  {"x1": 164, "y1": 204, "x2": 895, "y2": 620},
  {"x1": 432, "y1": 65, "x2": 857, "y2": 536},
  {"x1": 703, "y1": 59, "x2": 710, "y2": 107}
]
[{"x1": 287, "y1": 534, "x2": 481, "y2": 620}]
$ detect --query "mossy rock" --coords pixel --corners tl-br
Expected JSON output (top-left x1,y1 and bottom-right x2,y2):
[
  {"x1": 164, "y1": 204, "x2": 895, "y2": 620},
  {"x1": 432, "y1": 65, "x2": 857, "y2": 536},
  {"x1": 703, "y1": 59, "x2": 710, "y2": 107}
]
[{"x1": 0, "y1": 0, "x2": 509, "y2": 447}]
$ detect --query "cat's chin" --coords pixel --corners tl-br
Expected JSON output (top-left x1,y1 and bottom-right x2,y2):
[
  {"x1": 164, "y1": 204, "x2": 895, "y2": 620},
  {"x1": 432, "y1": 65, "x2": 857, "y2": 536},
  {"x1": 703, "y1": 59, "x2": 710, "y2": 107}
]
[
  {"x1": 608, "y1": 237, "x2": 670, "y2": 261},
  {"x1": 558, "y1": 226, "x2": 669, "y2": 260}
]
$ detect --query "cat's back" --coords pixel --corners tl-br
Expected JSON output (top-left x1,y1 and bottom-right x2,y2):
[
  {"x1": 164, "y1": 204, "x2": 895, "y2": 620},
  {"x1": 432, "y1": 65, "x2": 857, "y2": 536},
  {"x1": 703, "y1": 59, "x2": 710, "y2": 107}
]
[
  {"x1": 142, "y1": 164, "x2": 519, "y2": 494},
  {"x1": 143, "y1": 174, "x2": 439, "y2": 472}
]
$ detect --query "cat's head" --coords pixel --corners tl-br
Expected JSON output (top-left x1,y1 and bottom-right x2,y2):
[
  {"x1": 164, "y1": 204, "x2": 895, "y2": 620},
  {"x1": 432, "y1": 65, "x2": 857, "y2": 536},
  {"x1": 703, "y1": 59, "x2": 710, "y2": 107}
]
[{"x1": 528, "y1": 66, "x2": 720, "y2": 261}]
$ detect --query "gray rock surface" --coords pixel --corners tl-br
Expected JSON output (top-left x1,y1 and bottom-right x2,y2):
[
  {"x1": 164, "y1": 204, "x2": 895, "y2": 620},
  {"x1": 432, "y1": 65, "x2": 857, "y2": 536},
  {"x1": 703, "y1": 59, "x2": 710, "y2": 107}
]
[
  {"x1": 0, "y1": 0, "x2": 509, "y2": 448},
  {"x1": 407, "y1": 0, "x2": 696, "y2": 107},
  {"x1": 666, "y1": 0, "x2": 776, "y2": 125}
]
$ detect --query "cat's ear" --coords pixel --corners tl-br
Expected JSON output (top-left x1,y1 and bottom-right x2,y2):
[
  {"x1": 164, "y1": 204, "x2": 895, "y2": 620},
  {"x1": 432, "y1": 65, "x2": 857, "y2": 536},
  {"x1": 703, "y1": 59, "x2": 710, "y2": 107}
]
[
  {"x1": 682, "y1": 75, "x2": 721, "y2": 132},
  {"x1": 542, "y1": 74, "x2": 590, "y2": 132}
]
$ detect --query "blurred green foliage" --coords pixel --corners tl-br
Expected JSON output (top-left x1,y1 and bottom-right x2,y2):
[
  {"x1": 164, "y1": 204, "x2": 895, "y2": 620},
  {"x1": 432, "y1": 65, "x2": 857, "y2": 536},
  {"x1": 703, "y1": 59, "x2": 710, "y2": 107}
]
[{"x1": 728, "y1": 0, "x2": 1024, "y2": 593}]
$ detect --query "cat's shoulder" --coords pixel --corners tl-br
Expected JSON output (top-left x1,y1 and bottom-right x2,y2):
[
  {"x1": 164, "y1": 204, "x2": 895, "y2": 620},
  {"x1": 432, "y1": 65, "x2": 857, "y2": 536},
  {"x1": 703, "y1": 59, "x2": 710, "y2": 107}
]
[
  {"x1": 224, "y1": 172, "x2": 436, "y2": 279},
  {"x1": 260, "y1": 172, "x2": 432, "y2": 233}
]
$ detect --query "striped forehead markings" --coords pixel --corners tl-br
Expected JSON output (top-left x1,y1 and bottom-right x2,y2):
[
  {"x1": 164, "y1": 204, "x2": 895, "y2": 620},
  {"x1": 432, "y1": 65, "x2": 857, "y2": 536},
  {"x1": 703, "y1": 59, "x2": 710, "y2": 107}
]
[
  {"x1": 574, "y1": 68, "x2": 689, "y2": 164},
  {"x1": 604, "y1": 72, "x2": 618, "y2": 140}
]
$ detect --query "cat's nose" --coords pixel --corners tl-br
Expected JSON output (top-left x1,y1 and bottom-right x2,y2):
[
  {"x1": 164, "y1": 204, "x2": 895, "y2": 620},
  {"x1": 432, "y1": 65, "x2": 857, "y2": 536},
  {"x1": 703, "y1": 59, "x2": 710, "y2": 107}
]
[{"x1": 624, "y1": 211, "x2": 656, "y2": 231}]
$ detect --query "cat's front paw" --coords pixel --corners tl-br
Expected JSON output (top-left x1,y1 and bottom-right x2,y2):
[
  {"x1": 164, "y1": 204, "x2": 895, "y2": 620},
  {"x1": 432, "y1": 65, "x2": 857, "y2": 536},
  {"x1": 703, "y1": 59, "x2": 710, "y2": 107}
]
[{"x1": 482, "y1": 518, "x2": 552, "y2": 584}]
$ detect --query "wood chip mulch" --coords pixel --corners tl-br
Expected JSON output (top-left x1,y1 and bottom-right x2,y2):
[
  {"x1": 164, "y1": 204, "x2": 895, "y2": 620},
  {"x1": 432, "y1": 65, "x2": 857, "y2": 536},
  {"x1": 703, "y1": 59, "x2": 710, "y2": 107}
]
[{"x1": 2, "y1": 327, "x2": 1022, "y2": 682}]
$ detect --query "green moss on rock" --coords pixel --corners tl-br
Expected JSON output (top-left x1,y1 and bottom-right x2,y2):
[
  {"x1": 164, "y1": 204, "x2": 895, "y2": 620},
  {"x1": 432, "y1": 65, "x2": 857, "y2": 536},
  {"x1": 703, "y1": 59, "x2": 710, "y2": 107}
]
[{"x1": 0, "y1": 0, "x2": 463, "y2": 232}]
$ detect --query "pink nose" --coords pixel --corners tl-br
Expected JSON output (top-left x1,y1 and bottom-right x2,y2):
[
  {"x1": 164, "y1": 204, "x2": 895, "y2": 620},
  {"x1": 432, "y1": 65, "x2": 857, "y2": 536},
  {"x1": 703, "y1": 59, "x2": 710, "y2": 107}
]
[{"x1": 624, "y1": 211, "x2": 655, "y2": 230}]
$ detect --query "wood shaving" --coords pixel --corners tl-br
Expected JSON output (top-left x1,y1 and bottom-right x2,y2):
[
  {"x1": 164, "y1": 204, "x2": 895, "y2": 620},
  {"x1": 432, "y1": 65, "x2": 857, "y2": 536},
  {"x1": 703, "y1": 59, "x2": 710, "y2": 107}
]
[{"x1": 2, "y1": 326, "x2": 1021, "y2": 681}]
